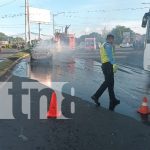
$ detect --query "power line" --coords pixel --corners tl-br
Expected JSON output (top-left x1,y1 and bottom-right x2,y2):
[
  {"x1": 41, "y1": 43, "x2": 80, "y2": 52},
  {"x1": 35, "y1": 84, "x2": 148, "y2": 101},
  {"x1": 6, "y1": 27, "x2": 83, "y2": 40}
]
[
  {"x1": 62, "y1": 15, "x2": 143, "y2": 22},
  {"x1": 57, "y1": 7, "x2": 149, "y2": 14},
  {"x1": 0, "y1": 23, "x2": 25, "y2": 26},
  {"x1": 0, "y1": 26, "x2": 24, "y2": 28},
  {"x1": 0, "y1": 0, "x2": 17, "y2": 7},
  {"x1": 87, "y1": 7, "x2": 149, "y2": 13},
  {"x1": 0, "y1": 7, "x2": 147, "y2": 20},
  {"x1": 0, "y1": 13, "x2": 24, "y2": 19}
]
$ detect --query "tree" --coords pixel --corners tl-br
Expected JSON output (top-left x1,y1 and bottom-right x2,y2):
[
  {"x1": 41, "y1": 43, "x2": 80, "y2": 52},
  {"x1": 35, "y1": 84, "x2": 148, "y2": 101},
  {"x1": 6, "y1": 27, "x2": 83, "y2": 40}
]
[
  {"x1": 0, "y1": 32, "x2": 8, "y2": 41},
  {"x1": 76, "y1": 32, "x2": 104, "y2": 45},
  {"x1": 12, "y1": 37, "x2": 25, "y2": 44},
  {"x1": 110, "y1": 26, "x2": 135, "y2": 45}
]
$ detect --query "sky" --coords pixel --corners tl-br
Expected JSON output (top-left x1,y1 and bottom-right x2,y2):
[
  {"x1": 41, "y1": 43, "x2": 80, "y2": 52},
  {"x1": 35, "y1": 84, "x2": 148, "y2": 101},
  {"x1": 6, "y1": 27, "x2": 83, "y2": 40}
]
[{"x1": 0, "y1": 0, "x2": 149, "y2": 38}]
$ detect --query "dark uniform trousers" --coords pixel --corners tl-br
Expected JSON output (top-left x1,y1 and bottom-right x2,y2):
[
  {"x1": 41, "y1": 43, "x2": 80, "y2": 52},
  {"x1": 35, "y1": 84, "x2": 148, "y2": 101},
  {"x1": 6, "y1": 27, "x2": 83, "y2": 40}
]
[{"x1": 94, "y1": 62, "x2": 116, "y2": 102}]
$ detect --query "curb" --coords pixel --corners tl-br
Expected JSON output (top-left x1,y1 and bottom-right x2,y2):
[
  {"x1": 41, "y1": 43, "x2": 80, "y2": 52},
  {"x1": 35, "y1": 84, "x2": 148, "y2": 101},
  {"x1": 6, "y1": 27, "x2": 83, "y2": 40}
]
[{"x1": 0, "y1": 53, "x2": 30, "y2": 79}]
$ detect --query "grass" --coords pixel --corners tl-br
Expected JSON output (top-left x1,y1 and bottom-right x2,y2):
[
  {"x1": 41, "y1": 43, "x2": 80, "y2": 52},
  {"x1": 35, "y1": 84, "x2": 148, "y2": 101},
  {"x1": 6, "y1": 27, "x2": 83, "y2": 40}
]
[
  {"x1": 8, "y1": 51, "x2": 30, "y2": 61},
  {"x1": 0, "y1": 51, "x2": 30, "y2": 77},
  {"x1": 0, "y1": 60, "x2": 12, "y2": 70},
  {"x1": 0, "y1": 60, "x2": 13, "y2": 76}
]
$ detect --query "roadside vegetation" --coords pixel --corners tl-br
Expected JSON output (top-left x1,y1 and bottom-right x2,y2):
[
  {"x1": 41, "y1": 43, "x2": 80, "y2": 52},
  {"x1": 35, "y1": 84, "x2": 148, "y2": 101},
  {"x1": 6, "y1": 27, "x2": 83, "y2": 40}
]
[
  {"x1": 0, "y1": 51, "x2": 30, "y2": 77},
  {"x1": 8, "y1": 51, "x2": 30, "y2": 61}
]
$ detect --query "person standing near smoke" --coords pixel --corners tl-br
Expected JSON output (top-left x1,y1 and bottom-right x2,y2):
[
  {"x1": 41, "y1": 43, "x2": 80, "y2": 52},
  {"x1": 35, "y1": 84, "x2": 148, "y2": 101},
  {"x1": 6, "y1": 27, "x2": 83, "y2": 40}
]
[
  {"x1": 91, "y1": 34, "x2": 120, "y2": 111},
  {"x1": 65, "y1": 25, "x2": 70, "y2": 34}
]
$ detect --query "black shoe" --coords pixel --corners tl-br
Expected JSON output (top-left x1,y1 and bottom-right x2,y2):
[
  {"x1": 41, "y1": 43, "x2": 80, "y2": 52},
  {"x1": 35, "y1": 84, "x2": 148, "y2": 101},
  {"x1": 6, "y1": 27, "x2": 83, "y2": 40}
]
[
  {"x1": 114, "y1": 99, "x2": 120, "y2": 105},
  {"x1": 109, "y1": 100, "x2": 120, "y2": 111},
  {"x1": 91, "y1": 95, "x2": 100, "y2": 106}
]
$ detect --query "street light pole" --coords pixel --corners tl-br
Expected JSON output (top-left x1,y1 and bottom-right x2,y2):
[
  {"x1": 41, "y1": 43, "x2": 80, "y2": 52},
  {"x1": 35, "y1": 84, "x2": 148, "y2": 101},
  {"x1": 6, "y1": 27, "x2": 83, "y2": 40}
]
[
  {"x1": 27, "y1": 0, "x2": 31, "y2": 45},
  {"x1": 38, "y1": 23, "x2": 41, "y2": 40},
  {"x1": 53, "y1": 14, "x2": 55, "y2": 35},
  {"x1": 53, "y1": 12, "x2": 65, "y2": 35},
  {"x1": 25, "y1": 0, "x2": 27, "y2": 46}
]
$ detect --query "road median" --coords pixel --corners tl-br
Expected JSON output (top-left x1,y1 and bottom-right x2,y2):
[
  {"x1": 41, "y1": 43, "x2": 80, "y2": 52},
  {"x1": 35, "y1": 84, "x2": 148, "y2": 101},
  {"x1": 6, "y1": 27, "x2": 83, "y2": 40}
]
[{"x1": 0, "y1": 51, "x2": 30, "y2": 78}]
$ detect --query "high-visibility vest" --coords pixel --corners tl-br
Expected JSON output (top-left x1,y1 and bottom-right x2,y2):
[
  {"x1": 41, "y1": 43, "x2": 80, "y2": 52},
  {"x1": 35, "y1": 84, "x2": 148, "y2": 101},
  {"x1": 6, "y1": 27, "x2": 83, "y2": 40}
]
[{"x1": 100, "y1": 42, "x2": 115, "y2": 64}]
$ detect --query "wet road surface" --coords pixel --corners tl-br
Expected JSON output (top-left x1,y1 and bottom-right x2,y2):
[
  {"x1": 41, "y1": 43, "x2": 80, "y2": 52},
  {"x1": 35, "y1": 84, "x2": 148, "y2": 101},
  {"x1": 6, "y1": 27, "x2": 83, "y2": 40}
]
[
  {"x1": 13, "y1": 48, "x2": 150, "y2": 121},
  {"x1": 1, "y1": 76, "x2": 150, "y2": 150}
]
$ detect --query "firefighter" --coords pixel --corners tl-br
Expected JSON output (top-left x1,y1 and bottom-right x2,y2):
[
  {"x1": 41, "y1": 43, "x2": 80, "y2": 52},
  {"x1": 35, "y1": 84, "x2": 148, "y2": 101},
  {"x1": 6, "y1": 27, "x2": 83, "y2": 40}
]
[{"x1": 91, "y1": 34, "x2": 120, "y2": 111}]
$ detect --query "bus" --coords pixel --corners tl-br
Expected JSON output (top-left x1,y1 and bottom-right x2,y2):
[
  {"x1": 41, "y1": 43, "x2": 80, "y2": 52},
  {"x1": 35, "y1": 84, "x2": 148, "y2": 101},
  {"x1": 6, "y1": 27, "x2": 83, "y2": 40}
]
[{"x1": 142, "y1": 11, "x2": 150, "y2": 71}]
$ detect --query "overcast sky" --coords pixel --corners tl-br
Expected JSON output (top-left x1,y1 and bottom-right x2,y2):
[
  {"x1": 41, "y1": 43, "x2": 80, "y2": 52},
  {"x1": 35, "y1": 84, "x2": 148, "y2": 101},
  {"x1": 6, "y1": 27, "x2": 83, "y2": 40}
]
[{"x1": 0, "y1": 0, "x2": 149, "y2": 38}]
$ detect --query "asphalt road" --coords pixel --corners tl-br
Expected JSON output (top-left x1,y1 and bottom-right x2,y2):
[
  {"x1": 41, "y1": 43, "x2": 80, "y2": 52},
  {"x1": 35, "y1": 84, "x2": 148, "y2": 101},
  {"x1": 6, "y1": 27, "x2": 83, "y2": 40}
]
[
  {"x1": 74, "y1": 47, "x2": 144, "y2": 69},
  {"x1": 0, "y1": 47, "x2": 150, "y2": 150},
  {"x1": 0, "y1": 76, "x2": 150, "y2": 150},
  {"x1": 12, "y1": 47, "x2": 150, "y2": 121}
]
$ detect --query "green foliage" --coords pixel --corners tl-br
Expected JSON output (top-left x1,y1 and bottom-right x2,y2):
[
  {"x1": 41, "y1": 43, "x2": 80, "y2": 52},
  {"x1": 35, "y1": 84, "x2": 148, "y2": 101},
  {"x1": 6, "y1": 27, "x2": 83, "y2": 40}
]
[
  {"x1": 0, "y1": 60, "x2": 12, "y2": 71},
  {"x1": 77, "y1": 32, "x2": 105, "y2": 45},
  {"x1": 0, "y1": 32, "x2": 8, "y2": 41},
  {"x1": 11, "y1": 37, "x2": 25, "y2": 43},
  {"x1": 0, "y1": 32, "x2": 24, "y2": 43},
  {"x1": 8, "y1": 52, "x2": 29, "y2": 61},
  {"x1": 77, "y1": 26, "x2": 136, "y2": 46},
  {"x1": 110, "y1": 26, "x2": 135, "y2": 45}
]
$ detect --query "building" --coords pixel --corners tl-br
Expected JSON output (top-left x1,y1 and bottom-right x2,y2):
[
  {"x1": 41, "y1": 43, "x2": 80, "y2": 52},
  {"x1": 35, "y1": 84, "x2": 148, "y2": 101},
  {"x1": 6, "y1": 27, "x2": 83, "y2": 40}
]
[{"x1": 0, "y1": 41, "x2": 9, "y2": 48}]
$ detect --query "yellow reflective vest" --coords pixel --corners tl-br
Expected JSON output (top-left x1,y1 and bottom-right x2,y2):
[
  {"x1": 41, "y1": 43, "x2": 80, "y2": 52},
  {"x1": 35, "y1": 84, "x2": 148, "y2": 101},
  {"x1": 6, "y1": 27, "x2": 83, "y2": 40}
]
[{"x1": 100, "y1": 42, "x2": 115, "y2": 64}]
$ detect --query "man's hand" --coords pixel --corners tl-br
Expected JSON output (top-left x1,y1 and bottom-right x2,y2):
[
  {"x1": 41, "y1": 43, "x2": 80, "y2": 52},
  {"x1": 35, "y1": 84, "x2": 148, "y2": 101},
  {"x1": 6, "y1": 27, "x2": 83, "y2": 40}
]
[{"x1": 113, "y1": 64, "x2": 118, "y2": 73}]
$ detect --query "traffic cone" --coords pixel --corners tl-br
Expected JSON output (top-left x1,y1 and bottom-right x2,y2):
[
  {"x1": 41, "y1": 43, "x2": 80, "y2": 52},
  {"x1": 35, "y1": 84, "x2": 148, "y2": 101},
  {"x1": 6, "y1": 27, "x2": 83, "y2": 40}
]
[
  {"x1": 137, "y1": 97, "x2": 150, "y2": 115},
  {"x1": 47, "y1": 92, "x2": 61, "y2": 118}
]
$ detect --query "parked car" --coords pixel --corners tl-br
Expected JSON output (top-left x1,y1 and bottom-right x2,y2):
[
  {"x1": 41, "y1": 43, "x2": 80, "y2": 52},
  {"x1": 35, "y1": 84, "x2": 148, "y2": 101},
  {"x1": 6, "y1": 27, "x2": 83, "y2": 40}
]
[{"x1": 120, "y1": 43, "x2": 133, "y2": 48}]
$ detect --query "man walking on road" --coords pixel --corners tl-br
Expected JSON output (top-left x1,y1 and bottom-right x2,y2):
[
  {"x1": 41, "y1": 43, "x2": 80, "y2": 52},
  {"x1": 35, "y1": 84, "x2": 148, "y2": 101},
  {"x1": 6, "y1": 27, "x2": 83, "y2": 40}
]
[{"x1": 91, "y1": 34, "x2": 120, "y2": 111}]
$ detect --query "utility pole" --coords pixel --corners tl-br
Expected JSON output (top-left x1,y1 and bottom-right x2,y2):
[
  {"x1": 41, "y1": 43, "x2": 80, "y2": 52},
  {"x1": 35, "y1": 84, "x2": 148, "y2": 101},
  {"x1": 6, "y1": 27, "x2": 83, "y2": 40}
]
[
  {"x1": 27, "y1": 0, "x2": 31, "y2": 45},
  {"x1": 25, "y1": 0, "x2": 27, "y2": 46},
  {"x1": 38, "y1": 23, "x2": 41, "y2": 40},
  {"x1": 53, "y1": 14, "x2": 55, "y2": 35},
  {"x1": 58, "y1": 26, "x2": 64, "y2": 33},
  {"x1": 53, "y1": 12, "x2": 65, "y2": 35}
]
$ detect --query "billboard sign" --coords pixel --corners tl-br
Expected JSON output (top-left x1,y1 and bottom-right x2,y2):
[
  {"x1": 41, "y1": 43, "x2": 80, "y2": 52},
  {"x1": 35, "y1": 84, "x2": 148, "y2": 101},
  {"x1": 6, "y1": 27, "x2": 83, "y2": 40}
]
[
  {"x1": 123, "y1": 32, "x2": 131, "y2": 43},
  {"x1": 29, "y1": 7, "x2": 51, "y2": 23}
]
